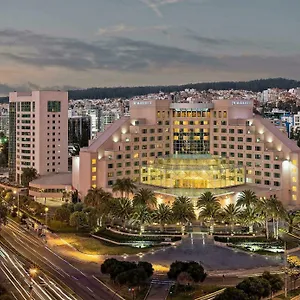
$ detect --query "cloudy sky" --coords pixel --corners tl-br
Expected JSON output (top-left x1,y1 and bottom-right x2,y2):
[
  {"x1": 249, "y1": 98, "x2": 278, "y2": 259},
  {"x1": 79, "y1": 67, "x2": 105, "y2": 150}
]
[{"x1": 0, "y1": 0, "x2": 300, "y2": 94}]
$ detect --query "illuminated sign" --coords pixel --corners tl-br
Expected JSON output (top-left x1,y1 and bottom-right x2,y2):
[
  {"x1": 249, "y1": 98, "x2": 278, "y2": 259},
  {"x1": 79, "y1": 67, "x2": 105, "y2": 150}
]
[
  {"x1": 232, "y1": 101, "x2": 251, "y2": 105},
  {"x1": 133, "y1": 101, "x2": 152, "y2": 105}
]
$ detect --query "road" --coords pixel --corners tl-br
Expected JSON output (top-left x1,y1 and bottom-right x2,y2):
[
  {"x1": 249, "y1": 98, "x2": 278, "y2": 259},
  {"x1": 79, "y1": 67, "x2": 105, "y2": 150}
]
[
  {"x1": 0, "y1": 240, "x2": 78, "y2": 300},
  {"x1": 0, "y1": 220, "x2": 116, "y2": 300}
]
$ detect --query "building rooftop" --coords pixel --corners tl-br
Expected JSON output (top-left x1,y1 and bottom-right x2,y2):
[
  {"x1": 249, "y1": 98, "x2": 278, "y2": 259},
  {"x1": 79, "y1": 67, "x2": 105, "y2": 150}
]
[{"x1": 30, "y1": 172, "x2": 72, "y2": 187}]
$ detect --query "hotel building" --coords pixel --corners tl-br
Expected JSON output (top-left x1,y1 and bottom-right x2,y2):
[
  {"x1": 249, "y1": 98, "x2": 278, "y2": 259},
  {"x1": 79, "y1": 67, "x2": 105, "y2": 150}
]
[
  {"x1": 72, "y1": 97, "x2": 300, "y2": 207},
  {"x1": 9, "y1": 91, "x2": 69, "y2": 183}
]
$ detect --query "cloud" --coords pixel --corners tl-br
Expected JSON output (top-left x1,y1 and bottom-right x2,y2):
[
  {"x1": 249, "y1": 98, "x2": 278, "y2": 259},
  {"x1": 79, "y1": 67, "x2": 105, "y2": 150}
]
[
  {"x1": 97, "y1": 24, "x2": 169, "y2": 36},
  {"x1": 0, "y1": 29, "x2": 220, "y2": 72},
  {"x1": 0, "y1": 81, "x2": 78, "y2": 95}
]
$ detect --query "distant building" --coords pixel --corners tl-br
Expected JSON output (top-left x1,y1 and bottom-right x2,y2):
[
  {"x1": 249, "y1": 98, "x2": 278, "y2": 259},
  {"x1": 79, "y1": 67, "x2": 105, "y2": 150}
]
[
  {"x1": 0, "y1": 112, "x2": 9, "y2": 136},
  {"x1": 68, "y1": 115, "x2": 91, "y2": 147},
  {"x1": 9, "y1": 91, "x2": 69, "y2": 183}
]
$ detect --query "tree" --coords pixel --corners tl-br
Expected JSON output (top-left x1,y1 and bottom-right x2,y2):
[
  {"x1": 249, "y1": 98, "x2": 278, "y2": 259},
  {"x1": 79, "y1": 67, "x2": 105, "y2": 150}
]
[
  {"x1": 172, "y1": 196, "x2": 196, "y2": 233},
  {"x1": 112, "y1": 178, "x2": 136, "y2": 198},
  {"x1": 236, "y1": 190, "x2": 258, "y2": 209},
  {"x1": 215, "y1": 287, "x2": 250, "y2": 300},
  {"x1": 153, "y1": 203, "x2": 172, "y2": 232},
  {"x1": 0, "y1": 202, "x2": 8, "y2": 230},
  {"x1": 74, "y1": 202, "x2": 84, "y2": 212},
  {"x1": 284, "y1": 210, "x2": 300, "y2": 233},
  {"x1": 257, "y1": 198, "x2": 272, "y2": 239},
  {"x1": 261, "y1": 271, "x2": 283, "y2": 295},
  {"x1": 69, "y1": 211, "x2": 87, "y2": 231},
  {"x1": 236, "y1": 277, "x2": 271, "y2": 299},
  {"x1": 116, "y1": 268, "x2": 148, "y2": 287},
  {"x1": 269, "y1": 195, "x2": 284, "y2": 239},
  {"x1": 177, "y1": 272, "x2": 194, "y2": 287},
  {"x1": 199, "y1": 204, "x2": 220, "y2": 234},
  {"x1": 137, "y1": 261, "x2": 154, "y2": 278},
  {"x1": 197, "y1": 191, "x2": 220, "y2": 210},
  {"x1": 84, "y1": 187, "x2": 112, "y2": 226},
  {"x1": 21, "y1": 168, "x2": 38, "y2": 187},
  {"x1": 133, "y1": 188, "x2": 157, "y2": 208},
  {"x1": 131, "y1": 205, "x2": 152, "y2": 235},
  {"x1": 223, "y1": 203, "x2": 240, "y2": 233},
  {"x1": 239, "y1": 206, "x2": 261, "y2": 234},
  {"x1": 113, "y1": 198, "x2": 133, "y2": 227},
  {"x1": 167, "y1": 261, "x2": 206, "y2": 283},
  {"x1": 54, "y1": 207, "x2": 70, "y2": 224}
]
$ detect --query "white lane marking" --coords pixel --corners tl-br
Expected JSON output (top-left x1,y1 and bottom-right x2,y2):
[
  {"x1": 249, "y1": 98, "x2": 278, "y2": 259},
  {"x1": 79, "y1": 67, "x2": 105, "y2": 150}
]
[
  {"x1": 45, "y1": 247, "x2": 87, "y2": 277},
  {"x1": 87, "y1": 287, "x2": 94, "y2": 293},
  {"x1": 72, "y1": 276, "x2": 78, "y2": 280}
]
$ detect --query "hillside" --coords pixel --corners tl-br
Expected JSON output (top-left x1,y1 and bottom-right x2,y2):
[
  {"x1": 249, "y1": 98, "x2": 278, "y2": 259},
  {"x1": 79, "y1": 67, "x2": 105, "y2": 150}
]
[{"x1": 0, "y1": 78, "x2": 299, "y2": 103}]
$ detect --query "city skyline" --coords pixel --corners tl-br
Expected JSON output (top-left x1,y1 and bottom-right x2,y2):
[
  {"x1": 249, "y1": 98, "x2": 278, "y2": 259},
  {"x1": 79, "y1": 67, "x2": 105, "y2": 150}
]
[{"x1": 0, "y1": 0, "x2": 300, "y2": 94}]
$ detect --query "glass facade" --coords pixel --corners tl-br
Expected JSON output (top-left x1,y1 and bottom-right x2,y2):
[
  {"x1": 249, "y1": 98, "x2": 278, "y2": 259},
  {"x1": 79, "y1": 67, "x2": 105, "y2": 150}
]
[
  {"x1": 173, "y1": 109, "x2": 210, "y2": 155},
  {"x1": 8, "y1": 103, "x2": 16, "y2": 181},
  {"x1": 141, "y1": 155, "x2": 245, "y2": 189}
]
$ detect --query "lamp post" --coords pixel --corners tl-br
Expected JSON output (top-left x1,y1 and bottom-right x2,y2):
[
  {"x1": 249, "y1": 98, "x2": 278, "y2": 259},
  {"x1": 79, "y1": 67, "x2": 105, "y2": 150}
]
[
  {"x1": 45, "y1": 207, "x2": 49, "y2": 228},
  {"x1": 13, "y1": 190, "x2": 20, "y2": 217}
]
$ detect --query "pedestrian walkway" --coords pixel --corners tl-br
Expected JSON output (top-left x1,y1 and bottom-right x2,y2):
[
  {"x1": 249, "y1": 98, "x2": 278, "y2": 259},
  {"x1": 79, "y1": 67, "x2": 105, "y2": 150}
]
[{"x1": 146, "y1": 283, "x2": 171, "y2": 300}]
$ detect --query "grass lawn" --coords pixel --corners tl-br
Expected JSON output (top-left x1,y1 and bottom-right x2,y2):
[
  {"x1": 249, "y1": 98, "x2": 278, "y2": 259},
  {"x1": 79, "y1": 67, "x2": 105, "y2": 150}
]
[
  {"x1": 167, "y1": 285, "x2": 223, "y2": 300},
  {"x1": 276, "y1": 288, "x2": 300, "y2": 299},
  {"x1": 100, "y1": 276, "x2": 149, "y2": 300},
  {"x1": 58, "y1": 233, "x2": 156, "y2": 256}
]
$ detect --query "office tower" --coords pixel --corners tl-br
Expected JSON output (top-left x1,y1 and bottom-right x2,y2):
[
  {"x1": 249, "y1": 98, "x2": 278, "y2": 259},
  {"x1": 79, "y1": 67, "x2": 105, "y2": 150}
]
[
  {"x1": 72, "y1": 97, "x2": 300, "y2": 207},
  {"x1": 9, "y1": 91, "x2": 68, "y2": 183},
  {"x1": 68, "y1": 115, "x2": 91, "y2": 147},
  {"x1": 0, "y1": 112, "x2": 9, "y2": 137}
]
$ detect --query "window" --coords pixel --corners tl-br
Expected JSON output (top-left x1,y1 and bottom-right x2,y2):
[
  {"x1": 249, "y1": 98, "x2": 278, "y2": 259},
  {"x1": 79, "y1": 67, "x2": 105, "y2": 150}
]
[
  {"x1": 134, "y1": 145, "x2": 139, "y2": 150},
  {"x1": 125, "y1": 154, "x2": 131, "y2": 159},
  {"x1": 237, "y1": 145, "x2": 243, "y2": 150},
  {"x1": 238, "y1": 153, "x2": 243, "y2": 158},
  {"x1": 125, "y1": 146, "x2": 130, "y2": 151},
  {"x1": 264, "y1": 163, "x2": 270, "y2": 168},
  {"x1": 255, "y1": 171, "x2": 261, "y2": 176},
  {"x1": 274, "y1": 164, "x2": 280, "y2": 169},
  {"x1": 125, "y1": 162, "x2": 131, "y2": 167},
  {"x1": 21, "y1": 102, "x2": 31, "y2": 112},
  {"x1": 108, "y1": 172, "x2": 114, "y2": 178},
  {"x1": 274, "y1": 181, "x2": 280, "y2": 187},
  {"x1": 108, "y1": 180, "x2": 113, "y2": 186},
  {"x1": 92, "y1": 176, "x2": 96, "y2": 181},
  {"x1": 246, "y1": 146, "x2": 252, "y2": 150},
  {"x1": 92, "y1": 167, "x2": 96, "y2": 173},
  {"x1": 221, "y1": 128, "x2": 226, "y2": 133},
  {"x1": 92, "y1": 159, "x2": 96, "y2": 164},
  {"x1": 134, "y1": 137, "x2": 139, "y2": 142},
  {"x1": 117, "y1": 154, "x2": 122, "y2": 159},
  {"x1": 255, "y1": 154, "x2": 261, "y2": 159},
  {"x1": 238, "y1": 137, "x2": 243, "y2": 142},
  {"x1": 238, "y1": 129, "x2": 243, "y2": 134},
  {"x1": 117, "y1": 163, "x2": 122, "y2": 168},
  {"x1": 264, "y1": 172, "x2": 270, "y2": 177},
  {"x1": 47, "y1": 101, "x2": 61, "y2": 112},
  {"x1": 274, "y1": 173, "x2": 280, "y2": 178},
  {"x1": 229, "y1": 137, "x2": 235, "y2": 142},
  {"x1": 117, "y1": 171, "x2": 122, "y2": 176},
  {"x1": 264, "y1": 155, "x2": 270, "y2": 160},
  {"x1": 264, "y1": 180, "x2": 270, "y2": 185},
  {"x1": 246, "y1": 138, "x2": 252, "y2": 142},
  {"x1": 229, "y1": 129, "x2": 234, "y2": 134},
  {"x1": 142, "y1": 129, "x2": 147, "y2": 134},
  {"x1": 246, "y1": 154, "x2": 252, "y2": 159},
  {"x1": 108, "y1": 164, "x2": 113, "y2": 168},
  {"x1": 255, "y1": 146, "x2": 261, "y2": 151}
]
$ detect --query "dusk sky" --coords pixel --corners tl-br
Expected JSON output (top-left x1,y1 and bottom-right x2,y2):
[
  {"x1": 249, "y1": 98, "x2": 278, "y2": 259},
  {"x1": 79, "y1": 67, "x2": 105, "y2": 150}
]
[{"x1": 0, "y1": 0, "x2": 300, "y2": 94}]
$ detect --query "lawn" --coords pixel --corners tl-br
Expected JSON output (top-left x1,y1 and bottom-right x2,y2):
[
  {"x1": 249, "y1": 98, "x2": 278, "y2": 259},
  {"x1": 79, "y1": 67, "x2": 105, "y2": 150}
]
[
  {"x1": 167, "y1": 285, "x2": 223, "y2": 300},
  {"x1": 276, "y1": 288, "x2": 300, "y2": 299},
  {"x1": 58, "y1": 233, "x2": 155, "y2": 256}
]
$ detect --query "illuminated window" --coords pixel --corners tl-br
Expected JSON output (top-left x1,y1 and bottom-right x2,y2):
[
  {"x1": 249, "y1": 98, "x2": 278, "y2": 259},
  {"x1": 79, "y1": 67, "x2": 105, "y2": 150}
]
[
  {"x1": 292, "y1": 195, "x2": 297, "y2": 201},
  {"x1": 292, "y1": 160, "x2": 297, "y2": 166},
  {"x1": 92, "y1": 159, "x2": 96, "y2": 165},
  {"x1": 134, "y1": 153, "x2": 139, "y2": 158},
  {"x1": 92, "y1": 176, "x2": 96, "y2": 181},
  {"x1": 92, "y1": 167, "x2": 96, "y2": 173},
  {"x1": 292, "y1": 186, "x2": 297, "y2": 192},
  {"x1": 92, "y1": 184, "x2": 96, "y2": 188},
  {"x1": 292, "y1": 177, "x2": 297, "y2": 183}
]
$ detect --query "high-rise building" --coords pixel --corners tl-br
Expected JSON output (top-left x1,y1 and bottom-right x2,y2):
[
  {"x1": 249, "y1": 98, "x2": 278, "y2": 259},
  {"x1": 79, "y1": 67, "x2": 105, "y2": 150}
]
[
  {"x1": 68, "y1": 115, "x2": 91, "y2": 147},
  {"x1": 9, "y1": 91, "x2": 68, "y2": 183},
  {"x1": 72, "y1": 97, "x2": 300, "y2": 207},
  {"x1": 0, "y1": 112, "x2": 9, "y2": 137}
]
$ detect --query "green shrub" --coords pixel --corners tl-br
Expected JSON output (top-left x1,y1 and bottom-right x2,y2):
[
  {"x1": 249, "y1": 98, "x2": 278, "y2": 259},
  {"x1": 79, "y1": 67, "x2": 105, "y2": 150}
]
[{"x1": 214, "y1": 236, "x2": 282, "y2": 244}]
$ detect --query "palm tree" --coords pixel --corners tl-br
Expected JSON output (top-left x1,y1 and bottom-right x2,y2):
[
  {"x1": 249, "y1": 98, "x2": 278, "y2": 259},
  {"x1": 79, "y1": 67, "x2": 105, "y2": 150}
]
[
  {"x1": 172, "y1": 196, "x2": 196, "y2": 234},
  {"x1": 112, "y1": 178, "x2": 136, "y2": 198},
  {"x1": 84, "y1": 187, "x2": 112, "y2": 226},
  {"x1": 236, "y1": 190, "x2": 258, "y2": 209},
  {"x1": 153, "y1": 203, "x2": 173, "y2": 232},
  {"x1": 223, "y1": 203, "x2": 241, "y2": 234},
  {"x1": 133, "y1": 188, "x2": 157, "y2": 208},
  {"x1": 131, "y1": 205, "x2": 153, "y2": 235},
  {"x1": 269, "y1": 195, "x2": 284, "y2": 239},
  {"x1": 197, "y1": 191, "x2": 220, "y2": 210},
  {"x1": 257, "y1": 197, "x2": 272, "y2": 239},
  {"x1": 284, "y1": 210, "x2": 300, "y2": 234},
  {"x1": 113, "y1": 198, "x2": 133, "y2": 227},
  {"x1": 199, "y1": 204, "x2": 220, "y2": 234},
  {"x1": 239, "y1": 206, "x2": 262, "y2": 234}
]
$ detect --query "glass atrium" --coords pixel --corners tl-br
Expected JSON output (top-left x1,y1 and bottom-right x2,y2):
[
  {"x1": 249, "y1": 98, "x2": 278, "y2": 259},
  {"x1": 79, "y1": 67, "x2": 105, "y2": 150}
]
[{"x1": 141, "y1": 154, "x2": 245, "y2": 189}]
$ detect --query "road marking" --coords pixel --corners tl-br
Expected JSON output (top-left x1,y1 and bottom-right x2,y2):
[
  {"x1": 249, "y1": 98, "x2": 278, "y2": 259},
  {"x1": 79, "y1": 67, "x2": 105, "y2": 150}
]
[
  {"x1": 87, "y1": 287, "x2": 94, "y2": 293},
  {"x1": 72, "y1": 276, "x2": 78, "y2": 280}
]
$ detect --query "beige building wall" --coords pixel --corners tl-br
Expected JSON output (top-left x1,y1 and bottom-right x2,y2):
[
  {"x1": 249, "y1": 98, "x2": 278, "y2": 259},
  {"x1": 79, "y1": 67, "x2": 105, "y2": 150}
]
[
  {"x1": 9, "y1": 91, "x2": 68, "y2": 183},
  {"x1": 72, "y1": 97, "x2": 300, "y2": 207}
]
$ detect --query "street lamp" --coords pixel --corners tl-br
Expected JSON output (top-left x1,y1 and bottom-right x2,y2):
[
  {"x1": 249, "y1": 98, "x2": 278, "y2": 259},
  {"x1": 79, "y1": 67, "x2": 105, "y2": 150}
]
[
  {"x1": 13, "y1": 190, "x2": 20, "y2": 217},
  {"x1": 45, "y1": 207, "x2": 49, "y2": 228}
]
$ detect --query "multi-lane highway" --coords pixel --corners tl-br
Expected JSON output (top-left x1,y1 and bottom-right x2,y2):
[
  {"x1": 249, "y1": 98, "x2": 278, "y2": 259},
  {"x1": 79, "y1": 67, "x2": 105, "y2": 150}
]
[
  {"x1": 0, "y1": 220, "x2": 117, "y2": 300},
  {"x1": 0, "y1": 240, "x2": 79, "y2": 300}
]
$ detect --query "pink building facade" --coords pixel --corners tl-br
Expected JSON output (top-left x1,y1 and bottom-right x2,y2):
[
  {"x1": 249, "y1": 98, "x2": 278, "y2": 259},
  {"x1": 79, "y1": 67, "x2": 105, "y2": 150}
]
[{"x1": 72, "y1": 97, "x2": 300, "y2": 207}]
